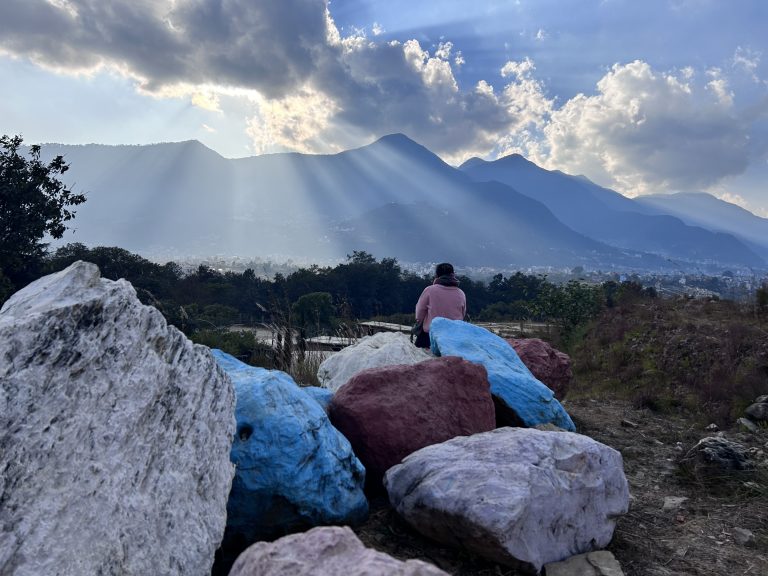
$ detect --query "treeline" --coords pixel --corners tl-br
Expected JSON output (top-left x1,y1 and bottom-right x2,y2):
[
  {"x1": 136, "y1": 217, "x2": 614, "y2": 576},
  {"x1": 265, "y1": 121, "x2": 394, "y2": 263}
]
[{"x1": 29, "y1": 244, "x2": 658, "y2": 342}]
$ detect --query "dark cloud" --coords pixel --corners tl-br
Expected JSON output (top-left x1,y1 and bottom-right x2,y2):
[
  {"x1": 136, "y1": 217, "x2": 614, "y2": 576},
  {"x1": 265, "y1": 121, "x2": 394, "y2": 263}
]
[{"x1": 0, "y1": 0, "x2": 329, "y2": 97}]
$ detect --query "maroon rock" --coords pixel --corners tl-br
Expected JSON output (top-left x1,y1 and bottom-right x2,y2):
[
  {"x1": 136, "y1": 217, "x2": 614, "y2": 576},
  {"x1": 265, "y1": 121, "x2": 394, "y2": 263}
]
[
  {"x1": 328, "y1": 356, "x2": 495, "y2": 488},
  {"x1": 506, "y1": 338, "x2": 572, "y2": 399}
]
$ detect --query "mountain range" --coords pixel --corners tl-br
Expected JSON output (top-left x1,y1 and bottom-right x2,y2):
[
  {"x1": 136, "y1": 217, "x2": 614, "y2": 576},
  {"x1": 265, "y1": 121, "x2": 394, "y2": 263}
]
[{"x1": 35, "y1": 134, "x2": 768, "y2": 272}]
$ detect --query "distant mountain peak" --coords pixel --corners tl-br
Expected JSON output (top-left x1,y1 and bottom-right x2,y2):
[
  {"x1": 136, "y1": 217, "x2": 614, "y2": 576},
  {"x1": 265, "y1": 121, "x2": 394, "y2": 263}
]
[
  {"x1": 497, "y1": 152, "x2": 535, "y2": 166},
  {"x1": 369, "y1": 133, "x2": 433, "y2": 155},
  {"x1": 457, "y1": 157, "x2": 486, "y2": 170}
]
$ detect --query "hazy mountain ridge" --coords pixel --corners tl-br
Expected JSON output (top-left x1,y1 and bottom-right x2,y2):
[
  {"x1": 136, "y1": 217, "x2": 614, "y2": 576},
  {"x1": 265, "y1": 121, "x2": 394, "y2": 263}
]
[
  {"x1": 459, "y1": 156, "x2": 765, "y2": 268},
  {"x1": 34, "y1": 135, "x2": 765, "y2": 271},
  {"x1": 634, "y1": 192, "x2": 768, "y2": 262}
]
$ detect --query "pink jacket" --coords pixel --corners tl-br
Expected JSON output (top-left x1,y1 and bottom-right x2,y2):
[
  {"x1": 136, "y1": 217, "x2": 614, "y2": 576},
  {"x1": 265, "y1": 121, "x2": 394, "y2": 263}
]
[{"x1": 415, "y1": 284, "x2": 466, "y2": 332}]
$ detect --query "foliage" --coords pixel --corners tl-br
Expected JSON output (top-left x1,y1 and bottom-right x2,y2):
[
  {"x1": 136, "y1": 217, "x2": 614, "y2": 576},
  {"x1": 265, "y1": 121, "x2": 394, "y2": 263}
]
[
  {"x1": 534, "y1": 280, "x2": 603, "y2": 341},
  {"x1": 190, "y1": 329, "x2": 273, "y2": 366},
  {"x1": 292, "y1": 292, "x2": 334, "y2": 335},
  {"x1": 757, "y1": 282, "x2": 768, "y2": 316},
  {"x1": 0, "y1": 135, "x2": 86, "y2": 293},
  {"x1": 569, "y1": 296, "x2": 768, "y2": 426}
]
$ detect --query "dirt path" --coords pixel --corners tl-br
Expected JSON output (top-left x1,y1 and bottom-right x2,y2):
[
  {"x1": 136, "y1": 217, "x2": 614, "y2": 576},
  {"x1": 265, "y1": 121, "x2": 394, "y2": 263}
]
[{"x1": 353, "y1": 397, "x2": 768, "y2": 575}]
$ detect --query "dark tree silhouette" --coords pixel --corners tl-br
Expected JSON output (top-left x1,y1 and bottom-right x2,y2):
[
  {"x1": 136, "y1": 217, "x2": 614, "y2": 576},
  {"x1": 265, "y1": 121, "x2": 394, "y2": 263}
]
[{"x1": 0, "y1": 135, "x2": 86, "y2": 292}]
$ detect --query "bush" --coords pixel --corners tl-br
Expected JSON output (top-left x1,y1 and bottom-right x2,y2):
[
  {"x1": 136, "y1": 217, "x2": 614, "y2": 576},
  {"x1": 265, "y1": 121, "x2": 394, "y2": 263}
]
[{"x1": 191, "y1": 329, "x2": 273, "y2": 366}]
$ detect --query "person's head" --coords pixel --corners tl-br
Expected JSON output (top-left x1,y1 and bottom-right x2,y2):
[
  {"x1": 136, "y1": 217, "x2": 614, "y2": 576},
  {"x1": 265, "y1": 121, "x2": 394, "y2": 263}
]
[{"x1": 435, "y1": 262, "x2": 454, "y2": 277}]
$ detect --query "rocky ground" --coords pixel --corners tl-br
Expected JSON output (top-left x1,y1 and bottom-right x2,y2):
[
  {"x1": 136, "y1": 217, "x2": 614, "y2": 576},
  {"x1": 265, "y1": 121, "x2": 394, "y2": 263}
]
[{"x1": 353, "y1": 397, "x2": 768, "y2": 576}]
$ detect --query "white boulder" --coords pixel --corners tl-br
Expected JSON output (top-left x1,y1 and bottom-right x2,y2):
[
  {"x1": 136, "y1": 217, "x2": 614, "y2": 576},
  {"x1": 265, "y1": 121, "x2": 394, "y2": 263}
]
[
  {"x1": 384, "y1": 428, "x2": 629, "y2": 573},
  {"x1": 229, "y1": 526, "x2": 448, "y2": 576},
  {"x1": 318, "y1": 332, "x2": 431, "y2": 392},
  {"x1": 0, "y1": 261, "x2": 235, "y2": 576}
]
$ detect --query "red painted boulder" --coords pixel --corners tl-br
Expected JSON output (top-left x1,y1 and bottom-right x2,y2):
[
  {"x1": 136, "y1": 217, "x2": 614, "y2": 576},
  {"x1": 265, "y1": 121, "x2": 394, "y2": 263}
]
[
  {"x1": 328, "y1": 356, "x2": 495, "y2": 488},
  {"x1": 506, "y1": 338, "x2": 572, "y2": 400}
]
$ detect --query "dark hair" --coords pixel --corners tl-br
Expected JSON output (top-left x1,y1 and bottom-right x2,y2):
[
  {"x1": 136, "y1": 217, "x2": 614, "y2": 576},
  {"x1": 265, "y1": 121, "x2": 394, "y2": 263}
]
[{"x1": 435, "y1": 262, "x2": 454, "y2": 277}]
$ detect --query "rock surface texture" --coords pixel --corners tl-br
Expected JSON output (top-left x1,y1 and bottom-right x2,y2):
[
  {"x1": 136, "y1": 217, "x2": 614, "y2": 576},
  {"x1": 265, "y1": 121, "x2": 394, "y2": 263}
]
[
  {"x1": 318, "y1": 332, "x2": 432, "y2": 392},
  {"x1": 329, "y1": 356, "x2": 495, "y2": 486},
  {"x1": 384, "y1": 428, "x2": 630, "y2": 572},
  {"x1": 0, "y1": 261, "x2": 235, "y2": 576},
  {"x1": 430, "y1": 318, "x2": 575, "y2": 430},
  {"x1": 212, "y1": 350, "x2": 368, "y2": 546},
  {"x1": 506, "y1": 337, "x2": 572, "y2": 399},
  {"x1": 229, "y1": 526, "x2": 449, "y2": 576}
]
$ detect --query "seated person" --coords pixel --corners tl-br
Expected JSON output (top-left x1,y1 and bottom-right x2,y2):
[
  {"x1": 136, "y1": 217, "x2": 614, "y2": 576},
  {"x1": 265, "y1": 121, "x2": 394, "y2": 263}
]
[{"x1": 414, "y1": 262, "x2": 466, "y2": 348}]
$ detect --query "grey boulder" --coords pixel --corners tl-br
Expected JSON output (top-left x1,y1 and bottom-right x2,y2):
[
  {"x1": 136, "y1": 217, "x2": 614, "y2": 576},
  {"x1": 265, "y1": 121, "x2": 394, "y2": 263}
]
[
  {"x1": 229, "y1": 526, "x2": 448, "y2": 576},
  {"x1": 384, "y1": 428, "x2": 630, "y2": 573},
  {"x1": 318, "y1": 332, "x2": 432, "y2": 392},
  {"x1": 0, "y1": 262, "x2": 235, "y2": 576}
]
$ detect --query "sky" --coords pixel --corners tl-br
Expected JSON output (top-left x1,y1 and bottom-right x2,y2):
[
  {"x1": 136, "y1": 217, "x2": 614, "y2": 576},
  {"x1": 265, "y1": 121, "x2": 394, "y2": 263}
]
[{"x1": 1, "y1": 0, "x2": 767, "y2": 215}]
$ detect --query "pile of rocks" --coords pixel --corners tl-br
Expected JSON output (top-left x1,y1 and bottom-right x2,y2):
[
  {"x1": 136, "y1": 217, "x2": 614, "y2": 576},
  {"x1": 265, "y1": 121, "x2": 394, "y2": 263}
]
[{"x1": 0, "y1": 263, "x2": 630, "y2": 576}]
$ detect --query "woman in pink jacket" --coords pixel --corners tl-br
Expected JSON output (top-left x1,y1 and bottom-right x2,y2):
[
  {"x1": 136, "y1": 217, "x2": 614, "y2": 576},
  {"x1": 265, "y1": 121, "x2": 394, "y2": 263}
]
[{"x1": 414, "y1": 262, "x2": 466, "y2": 348}]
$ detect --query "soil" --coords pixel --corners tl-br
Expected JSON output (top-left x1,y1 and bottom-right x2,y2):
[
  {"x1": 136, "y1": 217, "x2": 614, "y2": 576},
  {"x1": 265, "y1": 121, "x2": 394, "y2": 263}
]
[{"x1": 352, "y1": 397, "x2": 768, "y2": 575}]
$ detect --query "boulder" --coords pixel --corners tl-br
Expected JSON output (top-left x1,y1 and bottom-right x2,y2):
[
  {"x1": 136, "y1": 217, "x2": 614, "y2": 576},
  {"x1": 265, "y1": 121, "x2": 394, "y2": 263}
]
[
  {"x1": 506, "y1": 337, "x2": 572, "y2": 399},
  {"x1": 679, "y1": 436, "x2": 754, "y2": 478},
  {"x1": 0, "y1": 261, "x2": 235, "y2": 576},
  {"x1": 745, "y1": 401, "x2": 768, "y2": 422},
  {"x1": 384, "y1": 428, "x2": 630, "y2": 572},
  {"x1": 304, "y1": 385, "x2": 334, "y2": 412},
  {"x1": 212, "y1": 350, "x2": 368, "y2": 548},
  {"x1": 318, "y1": 332, "x2": 432, "y2": 392},
  {"x1": 737, "y1": 417, "x2": 759, "y2": 433},
  {"x1": 429, "y1": 318, "x2": 575, "y2": 431},
  {"x1": 229, "y1": 526, "x2": 449, "y2": 576},
  {"x1": 329, "y1": 356, "x2": 495, "y2": 487}
]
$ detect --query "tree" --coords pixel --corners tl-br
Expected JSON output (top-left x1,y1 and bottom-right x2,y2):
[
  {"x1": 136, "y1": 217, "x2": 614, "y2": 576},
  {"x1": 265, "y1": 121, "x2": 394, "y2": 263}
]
[
  {"x1": 0, "y1": 135, "x2": 86, "y2": 289},
  {"x1": 292, "y1": 292, "x2": 335, "y2": 335}
]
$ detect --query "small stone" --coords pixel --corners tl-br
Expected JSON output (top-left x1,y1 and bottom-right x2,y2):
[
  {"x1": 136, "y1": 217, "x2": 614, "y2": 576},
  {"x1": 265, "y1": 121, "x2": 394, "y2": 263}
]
[
  {"x1": 745, "y1": 403, "x2": 768, "y2": 422},
  {"x1": 737, "y1": 417, "x2": 759, "y2": 433},
  {"x1": 732, "y1": 527, "x2": 756, "y2": 547},
  {"x1": 679, "y1": 436, "x2": 754, "y2": 478},
  {"x1": 705, "y1": 423, "x2": 718, "y2": 432},
  {"x1": 544, "y1": 550, "x2": 625, "y2": 576},
  {"x1": 620, "y1": 419, "x2": 639, "y2": 428},
  {"x1": 662, "y1": 496, "x2": 689, "y2": 511},
  {"x1": 534, "y1": 423, "x2": 568, "y2": 432}
]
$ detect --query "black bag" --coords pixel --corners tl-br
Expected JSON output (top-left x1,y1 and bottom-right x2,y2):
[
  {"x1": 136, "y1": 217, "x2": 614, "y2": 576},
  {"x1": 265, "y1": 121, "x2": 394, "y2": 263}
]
[{"x1": 410, "y1": 320, "x2": 424, "y2": 343}]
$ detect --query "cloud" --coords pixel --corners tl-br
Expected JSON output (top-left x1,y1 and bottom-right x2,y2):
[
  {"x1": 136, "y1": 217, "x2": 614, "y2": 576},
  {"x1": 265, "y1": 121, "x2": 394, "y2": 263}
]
[
  {"x1": 732, "y1": 46, "x2": 762, "y2": 83},
  {"x1": 706, "y1": 68, "x2": 734, "y2": 106},
  {"x1": 0, "y1": 0, "x2": 552, "y2": 163},
  {"x1": 191, "y1": 90, "x2": 221, "y2": 112},
  {"x1": 530, "y1": 60, "x2": 753, "y2": 195},
  {"x1": 1, "y1": 0, "x2": 763, "y2": 199},
  {"x1": 0, "y1": 0, "x2": 330, "y2": 98}
]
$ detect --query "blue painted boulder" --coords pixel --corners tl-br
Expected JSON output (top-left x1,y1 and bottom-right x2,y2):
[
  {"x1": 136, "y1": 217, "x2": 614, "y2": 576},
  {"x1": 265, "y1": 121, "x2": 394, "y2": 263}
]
[
  {"x1": 212, "y1": 350, "x2": 368, "y2": 547},
  {"x1": 304, "y1": 386, "x2": 334, "y2": 412},
  {"x1": 429, "y1": 319, "x2": 575, "y2": 431}
]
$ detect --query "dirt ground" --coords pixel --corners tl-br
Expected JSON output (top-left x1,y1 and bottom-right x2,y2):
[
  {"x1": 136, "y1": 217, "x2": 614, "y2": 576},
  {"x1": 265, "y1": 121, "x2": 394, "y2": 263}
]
[{"x1": 353, "y1": 397, "x2": 768, "y2": 575}]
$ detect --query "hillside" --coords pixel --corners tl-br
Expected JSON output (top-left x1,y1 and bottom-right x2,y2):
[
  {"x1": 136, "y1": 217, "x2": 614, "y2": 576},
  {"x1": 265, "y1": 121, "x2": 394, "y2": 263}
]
[
  {"x1": 32, "y1": 135, "x2": 766, "y2": 271},
  {"x1": 460, "y1": 155, "x2": 765, "y2": 269},
  {"x1": 635, "y1": 192, "x2": 768, "y2": 262}
]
